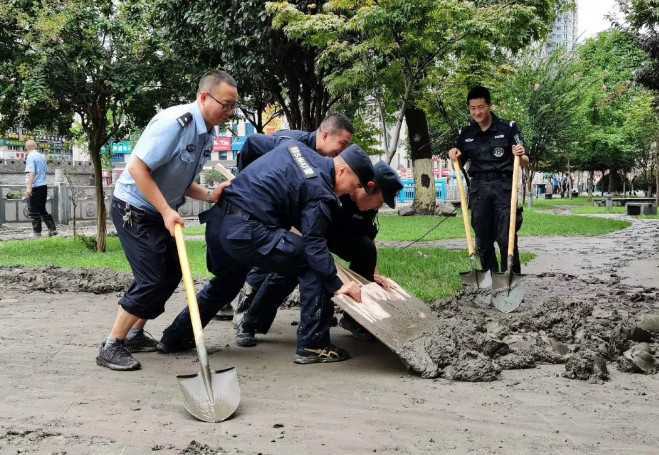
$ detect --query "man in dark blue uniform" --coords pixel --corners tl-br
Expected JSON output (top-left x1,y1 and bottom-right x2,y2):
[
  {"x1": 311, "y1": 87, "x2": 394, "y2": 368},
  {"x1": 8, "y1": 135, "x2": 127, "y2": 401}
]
[
  {"x1": 448, "y1": 86, "x2": 528, "y2": 274},
  {"x1": 237, "y1": 113, "x2": 354, "y2": 170},
  {"x1": 235, "y1": 161, "x2": 403, "y2": 347},
  {"x1": 158, "y1": 142, "x2": 375, "y2": 364}
]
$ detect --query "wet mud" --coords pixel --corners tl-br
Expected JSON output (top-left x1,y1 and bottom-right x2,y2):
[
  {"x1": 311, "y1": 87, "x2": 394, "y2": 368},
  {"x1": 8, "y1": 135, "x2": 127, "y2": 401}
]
[
  {"x1": 398, "y1": 271, "x2": 658, "y2": 382},
  {"x1": 0, "y1": 266, "x2": 133, "y2": 294}
]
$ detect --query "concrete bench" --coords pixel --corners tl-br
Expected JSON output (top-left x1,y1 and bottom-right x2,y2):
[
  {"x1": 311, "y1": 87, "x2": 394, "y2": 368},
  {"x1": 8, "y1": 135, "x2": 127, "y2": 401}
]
[{"x1": 626, "y1": 202, "x2": 657, "y2": 216}]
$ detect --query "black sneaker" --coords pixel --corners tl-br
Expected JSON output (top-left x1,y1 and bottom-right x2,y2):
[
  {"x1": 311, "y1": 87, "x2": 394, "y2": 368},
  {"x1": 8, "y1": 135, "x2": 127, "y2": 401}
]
[
  {"x1": 235, "y1": 322, "x2": 256, "y2": 347},
  {"x1": 294, "y1": 344, "x2": 351, "y2": 365},
  {"x1": 96, "y1": 340, "x2": 141, "y2": 371},
  {"x1": 125, "y1": 330, "x2": 159, "y2": 353},
  {"x1": 156, "y1": 337, "x2": 195, "y2": 354},
  {"x1": 48, "y1": 230, "x2": 58, "y2": 237},
  {"x1": 214, "y1": 305, "x2": 234, "y2": 321}
]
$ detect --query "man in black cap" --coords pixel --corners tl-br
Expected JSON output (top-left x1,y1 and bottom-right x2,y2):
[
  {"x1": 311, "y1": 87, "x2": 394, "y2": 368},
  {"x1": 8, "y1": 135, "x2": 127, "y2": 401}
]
[
  {"x1": 159, "y1": 141, "x2": 375, "y2": 364},
  {"x1": 234, "y1": 160, "x2": 404, "y2": 346},
  {"x1": 449, "y1": 85, "x2": 527, "y2": 273}
]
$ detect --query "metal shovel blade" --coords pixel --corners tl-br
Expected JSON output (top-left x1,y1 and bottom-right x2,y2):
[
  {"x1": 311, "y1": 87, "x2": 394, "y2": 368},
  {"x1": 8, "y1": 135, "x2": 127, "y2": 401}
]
[
  {"x1": 491, "y1": 272, "x2": 525, "y2": 313},
  {"x1": 177, "y1": 366, "x2": 240, "y2": 423}
]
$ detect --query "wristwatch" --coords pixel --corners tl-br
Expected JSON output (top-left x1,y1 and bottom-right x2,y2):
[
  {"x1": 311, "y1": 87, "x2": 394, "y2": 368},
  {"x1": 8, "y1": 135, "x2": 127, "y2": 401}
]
[{"x1": 206, "y1": 189, "x2": 214, "y2": 204}]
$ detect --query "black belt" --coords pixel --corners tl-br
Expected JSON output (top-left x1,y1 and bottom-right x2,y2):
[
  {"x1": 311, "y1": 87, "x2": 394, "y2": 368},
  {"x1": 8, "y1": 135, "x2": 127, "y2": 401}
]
[{"x1": 470, "y1": 171, "x2": 513, "y2": 180}]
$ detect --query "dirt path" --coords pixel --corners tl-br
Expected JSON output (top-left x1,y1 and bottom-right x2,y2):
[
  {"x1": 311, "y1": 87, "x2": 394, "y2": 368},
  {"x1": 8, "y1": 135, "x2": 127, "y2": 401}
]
[{"x1": 0, "y1": 219, "x2": 658, "y2": 454}]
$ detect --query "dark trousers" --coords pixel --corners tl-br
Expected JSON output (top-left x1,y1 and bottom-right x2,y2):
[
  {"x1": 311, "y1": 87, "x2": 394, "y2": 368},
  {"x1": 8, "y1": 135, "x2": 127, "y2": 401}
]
[
  {"x1": 161, "y1": 203, "x2": 327, "y2": 352},
  {"x1": 111, "y1": 198, "x2": 182, "y2": 320},
  {"x1": 28, "y1": 185, "x2": 56, "y2": 233},
  {"x1": 242, "y1": 233, "x2": 377, "y2": 337},
  {"x1": 469, "y1": 177, "x2": 522, "y2": 273}
]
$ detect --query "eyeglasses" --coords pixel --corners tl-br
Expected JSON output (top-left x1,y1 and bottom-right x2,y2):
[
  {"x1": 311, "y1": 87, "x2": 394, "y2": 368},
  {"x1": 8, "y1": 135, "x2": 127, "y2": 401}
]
[{"x1": 206, "y1": 92, "x2": 237, "y2": 112}]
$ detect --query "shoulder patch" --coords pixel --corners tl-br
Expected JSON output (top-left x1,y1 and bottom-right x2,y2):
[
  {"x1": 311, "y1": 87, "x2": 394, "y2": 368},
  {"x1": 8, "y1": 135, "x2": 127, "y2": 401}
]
[
  {"x1": 176, "y1": 112, "x2": 193, "y2": 128},
  {"x1": 288, "y1": 145, "x2": 316, "y2": 179}
]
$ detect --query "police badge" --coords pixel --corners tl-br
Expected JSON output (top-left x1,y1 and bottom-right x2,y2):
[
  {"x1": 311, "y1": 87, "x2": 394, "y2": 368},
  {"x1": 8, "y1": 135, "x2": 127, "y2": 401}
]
[{"x1": 493, "y1": 147, "x2": 505, "y2": 158}]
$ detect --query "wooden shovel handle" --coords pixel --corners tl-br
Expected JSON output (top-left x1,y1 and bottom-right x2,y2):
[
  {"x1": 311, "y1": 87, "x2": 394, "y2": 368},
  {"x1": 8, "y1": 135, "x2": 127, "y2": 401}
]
[
  {"x1": 173, "y1": 224, "x2": 208, "y2": 363},
  {"x1": 451, "y1": 159, "x2": 476, "y2": 256},
  {"x1": 507, "y1": 155, "x2": 521, "y2": 257}
]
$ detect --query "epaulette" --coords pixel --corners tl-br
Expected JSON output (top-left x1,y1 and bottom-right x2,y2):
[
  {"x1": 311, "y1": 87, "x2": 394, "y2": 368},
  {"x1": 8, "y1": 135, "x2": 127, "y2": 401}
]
[
  {"x1": 509, "y1": 121, "x2": 516, "y2": 127},
  {"x1": 176, "y1": 112, "x2": 193, "y2": 128}
]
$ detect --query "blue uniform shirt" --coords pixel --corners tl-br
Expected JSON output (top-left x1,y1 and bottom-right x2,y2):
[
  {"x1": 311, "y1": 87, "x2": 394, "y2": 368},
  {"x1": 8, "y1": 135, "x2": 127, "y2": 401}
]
[
  {"x1": 25, "y1": 151, "x2": 48, "y2": 187},
  {"x1": 237, "y1": 130, "x2": 316, "y2": 171},
  {"x1": 114, "y1": 101, "x2": 214, "y2": 212},
  {"x1": 224, "y1": 140, "x2": 343, "y2": 293}
]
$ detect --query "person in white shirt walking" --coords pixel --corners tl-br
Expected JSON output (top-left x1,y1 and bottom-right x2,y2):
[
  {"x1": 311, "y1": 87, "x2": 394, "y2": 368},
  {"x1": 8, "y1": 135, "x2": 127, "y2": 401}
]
[{"x1": 24, "y1": 139, "x2": 57, "y2": 237}]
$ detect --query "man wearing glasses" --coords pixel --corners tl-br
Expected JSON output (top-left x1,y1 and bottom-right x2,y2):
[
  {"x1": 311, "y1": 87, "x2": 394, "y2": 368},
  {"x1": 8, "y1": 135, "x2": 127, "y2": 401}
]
[{"x1": 96, "y1": 70, "x2": 239, "y2": 371}]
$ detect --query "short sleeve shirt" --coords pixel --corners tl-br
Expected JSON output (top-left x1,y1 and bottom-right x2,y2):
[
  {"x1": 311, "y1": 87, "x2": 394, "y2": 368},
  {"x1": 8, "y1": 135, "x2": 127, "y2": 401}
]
[
  {"x1": 25, "y1": 151, "x2": 48, "y2": 187},
  {"x1": 113, "y1": 101, "x2": 214, "y2": 212}
]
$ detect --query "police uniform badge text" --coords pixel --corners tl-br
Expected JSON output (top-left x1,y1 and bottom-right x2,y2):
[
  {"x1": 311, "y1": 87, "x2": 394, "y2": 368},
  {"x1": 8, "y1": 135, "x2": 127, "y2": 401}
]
[{"x1": 288, "y1": 146, "x2": 316, "y2": 179}]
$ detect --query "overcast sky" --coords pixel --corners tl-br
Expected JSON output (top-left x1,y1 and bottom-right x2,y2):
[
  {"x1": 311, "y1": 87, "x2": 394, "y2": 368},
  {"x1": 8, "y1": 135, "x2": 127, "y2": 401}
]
[{"x1": 576, "y1": 0, "x2": 621, "y2": 40}]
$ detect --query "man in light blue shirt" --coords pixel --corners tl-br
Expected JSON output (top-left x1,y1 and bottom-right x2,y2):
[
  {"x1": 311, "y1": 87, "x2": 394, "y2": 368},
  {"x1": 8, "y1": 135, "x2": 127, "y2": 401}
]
[
  {"x1": 24, "y1": 140, "x2": 57, "y2": 237},
  {"x1": 96, "y1": 70, "x2": 239, "y2": 371}
]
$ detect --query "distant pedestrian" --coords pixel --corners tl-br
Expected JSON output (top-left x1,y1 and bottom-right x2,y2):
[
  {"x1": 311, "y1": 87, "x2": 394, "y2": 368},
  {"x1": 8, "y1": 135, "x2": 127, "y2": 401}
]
[{"x1": 24, "y1": 140, "x2": 57, "y2": 237}]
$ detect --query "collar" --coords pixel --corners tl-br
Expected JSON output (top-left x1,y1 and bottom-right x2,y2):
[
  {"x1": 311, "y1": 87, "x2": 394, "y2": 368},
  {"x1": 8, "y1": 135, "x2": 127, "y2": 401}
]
[
  {"x1": 309, "y1": 130, "x2": 318, "y2": 150},
  {"x1": 191, "y1": 101, "x2": 210, "y2": 136},
  {"x1": 470, "y1": 113, "x2": 502, "y2": 133}
]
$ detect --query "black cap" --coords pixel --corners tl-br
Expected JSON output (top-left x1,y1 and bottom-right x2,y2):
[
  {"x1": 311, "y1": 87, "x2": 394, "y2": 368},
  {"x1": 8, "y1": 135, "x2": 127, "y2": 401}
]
[
  {"x1": 374, "y1": 161, "x2": 403, "y2": 208},
  {"x1": 340, "y1": 144, "x2": 375, "y2": 191}
]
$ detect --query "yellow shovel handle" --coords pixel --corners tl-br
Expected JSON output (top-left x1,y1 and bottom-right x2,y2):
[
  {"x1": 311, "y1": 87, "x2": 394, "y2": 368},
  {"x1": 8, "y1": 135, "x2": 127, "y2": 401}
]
[
  {"x1": 507, "y1": 156, "x2": 521, "y2": 257},
  {"x1": 451, "y1": 159, "x2": 475, "y2": 256},
  {"x1": 173, "y1": 224, "x2": 206, "y2": 351}
]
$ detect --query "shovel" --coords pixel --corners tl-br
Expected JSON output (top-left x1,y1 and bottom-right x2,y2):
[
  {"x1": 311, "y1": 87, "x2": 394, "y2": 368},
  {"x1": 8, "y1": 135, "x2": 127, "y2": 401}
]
[
  {"x1": 491, "y1": 155, "x2": 525, "y2": 313},
  {"x1": 451, "y1": 159, "x2": 490, "y2": 289},
  {"x1": 173, "y1": 224, "x2": 240, "y2": 422}
]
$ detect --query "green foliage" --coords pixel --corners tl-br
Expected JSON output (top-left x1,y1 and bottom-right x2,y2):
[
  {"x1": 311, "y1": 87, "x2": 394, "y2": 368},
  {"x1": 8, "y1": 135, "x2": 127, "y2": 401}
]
[{"x1": 494, "y1": 49, "x2": 589, "y2": 173}]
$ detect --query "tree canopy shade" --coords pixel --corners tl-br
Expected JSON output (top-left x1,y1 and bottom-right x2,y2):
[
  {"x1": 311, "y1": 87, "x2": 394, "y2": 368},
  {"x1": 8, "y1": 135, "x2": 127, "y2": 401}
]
[
  {"x1": 0, "y1": 0, "x2": 181, "y2": 251},
  {"x1": 268, "y1": 0, "x2": 561, "y2": 211},
  {"x1": 153, "y1": 0, "x2": 346, "y2": 132}
]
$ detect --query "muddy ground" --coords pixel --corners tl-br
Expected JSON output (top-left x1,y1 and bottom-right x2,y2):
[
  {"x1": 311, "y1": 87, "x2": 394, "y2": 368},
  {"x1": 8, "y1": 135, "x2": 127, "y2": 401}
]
[{"x1": 0, "y1": 218, "x2": 658, "y2": 453}]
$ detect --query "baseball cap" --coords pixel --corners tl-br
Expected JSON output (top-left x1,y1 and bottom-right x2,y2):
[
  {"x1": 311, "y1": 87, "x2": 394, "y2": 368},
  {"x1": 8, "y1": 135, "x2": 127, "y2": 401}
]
[
  {"x1": 374, "y1": 161, "x2": 403, "y2": 208},
  {"x1": 340, "y1": 144, "x2": 375, "y2": 191}
]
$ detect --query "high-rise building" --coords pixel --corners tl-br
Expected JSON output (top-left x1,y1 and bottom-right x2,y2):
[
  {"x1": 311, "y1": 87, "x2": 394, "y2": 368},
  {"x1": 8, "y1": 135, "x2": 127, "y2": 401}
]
[{"x1": 544, "y1": 6, "x2": 578, "y2": 55}]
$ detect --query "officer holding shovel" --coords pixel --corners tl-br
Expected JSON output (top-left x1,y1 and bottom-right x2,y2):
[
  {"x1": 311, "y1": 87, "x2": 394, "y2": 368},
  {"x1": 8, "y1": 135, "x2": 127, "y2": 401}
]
[
  {"x1": 96, "y1": 70, "x2": 238, "y2": 371},
  {"x1": 448, "y1": 86, "x2": 528, "y2": 274}
]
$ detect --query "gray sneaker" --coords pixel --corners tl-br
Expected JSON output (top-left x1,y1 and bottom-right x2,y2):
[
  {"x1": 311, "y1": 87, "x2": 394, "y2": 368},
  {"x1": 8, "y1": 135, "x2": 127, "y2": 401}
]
[
  {"x1": 125, "y1": 330, "x2": 159, "y2": 353},
  {"x1": 96, "y1": 340, "x2": 141, "y2": 371}
]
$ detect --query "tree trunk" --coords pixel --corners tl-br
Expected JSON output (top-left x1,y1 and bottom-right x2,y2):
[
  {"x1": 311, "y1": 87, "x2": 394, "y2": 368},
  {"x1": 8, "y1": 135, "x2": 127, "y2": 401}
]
[
  {"x1": 405, "y1": 107, "x2": 435, "y2": 214},
  {"x1": 88, "y1": 140, "x2": 107, "y2": 253},
  {"x1": 655, "y1": 144, "x2": 659, "y2": 205},
  {"x1": 608, "y1": 169, "x2": 614, "y2": 195},
  {"x1": 588, "y1": 170, "x2": 594, "y2": 199}
]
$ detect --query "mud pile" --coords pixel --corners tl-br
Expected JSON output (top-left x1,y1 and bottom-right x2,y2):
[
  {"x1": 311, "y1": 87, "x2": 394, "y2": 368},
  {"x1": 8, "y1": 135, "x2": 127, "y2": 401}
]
[
  {"x1": 399, "y1": 272, "x2": 658, "y2": 382},
  {"x1": 0, "y1": 266, "x2": 132, "y2": 294}
]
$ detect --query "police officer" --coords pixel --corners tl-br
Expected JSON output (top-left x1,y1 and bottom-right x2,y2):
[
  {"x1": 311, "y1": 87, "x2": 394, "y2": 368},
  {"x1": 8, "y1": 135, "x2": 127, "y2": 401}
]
[
  {"x1": 96, "y1": 70, "x2": 239, "y2": 371},
  {"x1": 235, "y1": 161, "x2": 403, "y2": 347},
  {"x1": 237, "y1": 113, "x2": 354, "y2": 170},
  {"x1": 158, "y1": 142, "x2": 375, "y2": 364},
  {"x1": 212, "y1": 114, "x2": 355, "y2": 321},
  {"x1": 448, "y1": 86, "x2": 528, "y2": 274}
]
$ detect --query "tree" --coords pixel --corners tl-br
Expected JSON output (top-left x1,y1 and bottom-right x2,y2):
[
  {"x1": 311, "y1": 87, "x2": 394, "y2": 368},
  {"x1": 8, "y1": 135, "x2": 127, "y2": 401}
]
[
  {"x1": 268, "y1": 0, "x2": 559, "y2": 213},
  {"x1": 154, "y1": 0, "x2": 344, "y2": 132},
  {"x1": 3, "y1": 0, "x2": 176, "y2": 251},
  {"x1": 493, "y1": 49, "x2": 590, "y2": 205},
  {"x1": 617, "y1": 0, "x2": 659, "y2": 202},
  {"x1": 574, "y1": 30, "x2": 654, "y2": 195}
]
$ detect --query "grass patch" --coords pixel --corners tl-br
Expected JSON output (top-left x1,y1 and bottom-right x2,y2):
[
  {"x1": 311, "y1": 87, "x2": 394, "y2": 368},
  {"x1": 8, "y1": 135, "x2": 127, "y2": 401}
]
[
  {"x1": 0, "y1": 237, "x2": 535, "y2": 302},
  {"x1": 378, "y1": 248, "x2": 534, "y2": 302},
  {"x1": 183, "y1": 210, "x2": 630, "y2": 242},
  {"x1": 375, "y1": 210, "x2": 630, "y2": 241},
  {"x1": 0, "y1": 236, "x2": 212, "y2": 278}
]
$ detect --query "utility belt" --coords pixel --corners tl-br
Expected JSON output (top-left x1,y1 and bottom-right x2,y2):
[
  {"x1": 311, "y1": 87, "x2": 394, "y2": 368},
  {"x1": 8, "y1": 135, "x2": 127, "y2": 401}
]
[
  {"x1": 470, "y1": 171, "x2": 513, "y2": 181},
  {"x1": 199, "y1": 200, "x2": 252, "y2": 224}
]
